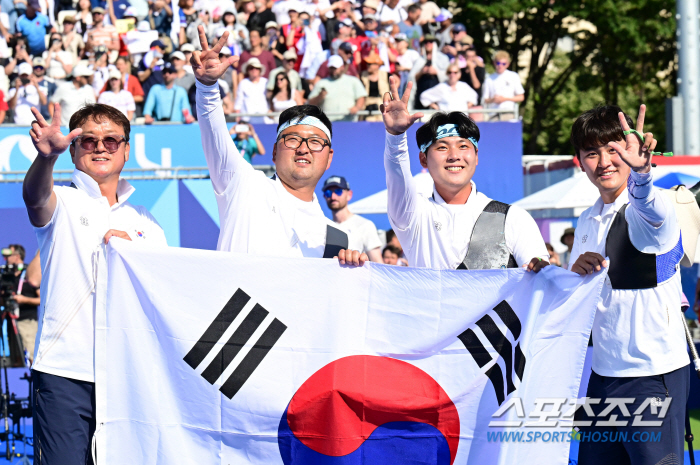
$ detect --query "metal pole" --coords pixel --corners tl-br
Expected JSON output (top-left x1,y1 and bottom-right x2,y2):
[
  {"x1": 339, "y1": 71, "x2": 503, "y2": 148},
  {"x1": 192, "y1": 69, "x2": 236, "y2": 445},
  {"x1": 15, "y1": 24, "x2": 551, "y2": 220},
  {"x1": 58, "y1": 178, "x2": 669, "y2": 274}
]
[{"x1": 678, "y1": 0, "x2": 700, "y2": 155}]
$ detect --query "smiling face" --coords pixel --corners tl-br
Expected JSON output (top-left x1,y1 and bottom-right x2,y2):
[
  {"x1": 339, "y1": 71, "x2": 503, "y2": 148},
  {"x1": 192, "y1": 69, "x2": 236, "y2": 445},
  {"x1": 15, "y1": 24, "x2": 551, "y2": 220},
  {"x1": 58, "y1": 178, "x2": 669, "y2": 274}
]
[
  {"x1": 420, "y1": 136, "x2": 478, "y2": 200},
  {"x1": 577, "y1": 142, "x2": 629, "y2": 201},
  {"x1": 273, "y1": 125, "x2": 333, "y2": 192},
  {"x1": 70, "y1": 117, "x2": 130, "y2": 182}
]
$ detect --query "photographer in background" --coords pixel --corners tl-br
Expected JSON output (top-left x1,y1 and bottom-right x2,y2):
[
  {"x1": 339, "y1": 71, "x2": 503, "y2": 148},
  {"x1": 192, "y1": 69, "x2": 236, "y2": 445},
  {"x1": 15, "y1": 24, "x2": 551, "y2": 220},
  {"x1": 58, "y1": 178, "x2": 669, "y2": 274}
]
[
  {"x1": 7, "y1": 62, "x2": 47, "y2": 125},
  {"x1": 1, "y1": 245, "x2": 40, "y2": 364}
]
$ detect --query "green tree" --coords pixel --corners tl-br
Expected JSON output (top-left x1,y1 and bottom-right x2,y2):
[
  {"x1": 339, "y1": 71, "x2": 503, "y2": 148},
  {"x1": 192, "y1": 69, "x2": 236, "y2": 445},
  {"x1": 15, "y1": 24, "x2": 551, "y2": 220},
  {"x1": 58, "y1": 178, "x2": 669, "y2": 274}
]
[{"x1": 442, "y1": 0, "x2": 676, "y2": 154}]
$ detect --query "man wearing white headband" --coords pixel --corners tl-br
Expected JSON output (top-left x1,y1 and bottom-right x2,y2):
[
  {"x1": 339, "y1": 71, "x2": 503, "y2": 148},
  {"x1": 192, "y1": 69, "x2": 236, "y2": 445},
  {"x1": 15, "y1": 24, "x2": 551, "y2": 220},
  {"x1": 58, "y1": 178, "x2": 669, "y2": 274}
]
[
  {"x1": 380, "y1": 75, "x2": 549, "y2": 270},
  {"x1": 191, "y1": 26, "x2": 366, "y2": 264}
]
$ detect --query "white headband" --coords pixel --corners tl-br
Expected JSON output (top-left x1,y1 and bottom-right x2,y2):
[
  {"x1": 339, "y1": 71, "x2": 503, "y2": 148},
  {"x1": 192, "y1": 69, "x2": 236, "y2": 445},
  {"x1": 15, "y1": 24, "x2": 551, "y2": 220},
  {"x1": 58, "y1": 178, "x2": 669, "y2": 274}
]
[{"x1": 276, "y1": 115, "x2": 332, "y2": 141}]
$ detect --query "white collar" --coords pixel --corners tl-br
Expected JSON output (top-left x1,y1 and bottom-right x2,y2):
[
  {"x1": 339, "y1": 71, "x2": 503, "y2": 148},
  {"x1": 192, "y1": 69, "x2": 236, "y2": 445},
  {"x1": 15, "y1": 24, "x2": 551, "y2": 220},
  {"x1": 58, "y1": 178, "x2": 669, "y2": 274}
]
[
  {"x1": 272, "y1": 172, "x2": 319, "y2": 205},
  {"x1": 431, "y1": 180, "x2": 478, "y2": 206},
  {"x1": 589, "y1": 189, "x2": 629, "y2": 221},
  {"x1": 71, "y1": 169, "x2": 135, "y2": 205}
]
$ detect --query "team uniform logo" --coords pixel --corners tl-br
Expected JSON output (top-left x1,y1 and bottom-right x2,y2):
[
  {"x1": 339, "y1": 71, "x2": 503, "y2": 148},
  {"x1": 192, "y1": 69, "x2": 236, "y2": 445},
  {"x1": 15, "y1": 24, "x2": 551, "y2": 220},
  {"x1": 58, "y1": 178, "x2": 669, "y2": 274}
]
[{"x1": 278, "y1": 355, "x2": 460, "y2": 464}]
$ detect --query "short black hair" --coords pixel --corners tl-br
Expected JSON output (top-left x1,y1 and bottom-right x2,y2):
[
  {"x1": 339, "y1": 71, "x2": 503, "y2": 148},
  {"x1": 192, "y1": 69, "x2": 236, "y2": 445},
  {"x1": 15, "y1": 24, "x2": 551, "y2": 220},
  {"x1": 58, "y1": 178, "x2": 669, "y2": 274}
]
[
  {"x1": 69, "y1": 104, "x2": 131, "y2": 142},
  {"x1": 382, "y1": 244, "x2": 401, "y2": 256},
  {"x1": 277, "y1": 105, "x2": 333, "y2": 141},
  {"x1": 570, "y1": 105, "x2": 633, "y2": 157},
  {"x1": 385, "y1": 229, "x2": 396, "y2": 243},
  {"x1": 406, "y1": 3, "x2": 420, "y2": 13},
  {"x1": 9, "y1": 244, "x2": 25, "y2": 261},
  {"x1": 415, "y1": 111, "x2": 479, "y2": 152}
]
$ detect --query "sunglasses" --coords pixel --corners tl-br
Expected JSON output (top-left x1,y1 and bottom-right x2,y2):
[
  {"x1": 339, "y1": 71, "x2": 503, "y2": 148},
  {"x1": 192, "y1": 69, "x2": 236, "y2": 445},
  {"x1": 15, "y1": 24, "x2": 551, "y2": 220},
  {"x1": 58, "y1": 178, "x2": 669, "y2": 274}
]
[
  {"x1": 495, "y1": 61, "x2": 508, "y2": 66},
  {"x1": 447, "y1": 70, "x2": 460, "y2": 74},
  {"x1": 323, "y1": 188, "x2": 345, "y2": 198},
  {"x1": 73, "y1": 135, "x2": 128, "y2": 153}
]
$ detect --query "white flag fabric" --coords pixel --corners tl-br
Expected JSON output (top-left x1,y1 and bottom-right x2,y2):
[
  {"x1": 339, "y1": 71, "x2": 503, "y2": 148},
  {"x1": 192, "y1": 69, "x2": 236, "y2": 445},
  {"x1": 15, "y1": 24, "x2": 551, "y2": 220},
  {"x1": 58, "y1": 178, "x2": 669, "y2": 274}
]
[{"x1": 94, "y1": 240, "x2": 605, "y2": 465}]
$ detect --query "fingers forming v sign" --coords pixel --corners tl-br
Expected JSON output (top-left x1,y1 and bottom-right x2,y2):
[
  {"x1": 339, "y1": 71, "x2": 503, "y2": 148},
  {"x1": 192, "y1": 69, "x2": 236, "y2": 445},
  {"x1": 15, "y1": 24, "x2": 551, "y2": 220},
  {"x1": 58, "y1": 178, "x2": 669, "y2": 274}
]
[
  {"x1": 608, "y1": 104, "x2": 653, "y2": 173},
  {"x1": 191, "y1": 25, "x2": 240, "y2": 86},
  {"x1": 380, "y1": 75, "x2": 424, "y2": 136},
  {"x1": 29, "y1": 105, "x2": 82, "y2": 158}
]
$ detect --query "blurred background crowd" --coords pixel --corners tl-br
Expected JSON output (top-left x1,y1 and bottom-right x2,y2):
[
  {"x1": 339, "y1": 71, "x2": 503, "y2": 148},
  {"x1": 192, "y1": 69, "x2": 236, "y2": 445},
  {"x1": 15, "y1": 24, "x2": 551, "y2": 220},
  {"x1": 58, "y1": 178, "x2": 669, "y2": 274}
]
[{"x1": 0, "y1": 0, "x2": 525, "y2": 126}]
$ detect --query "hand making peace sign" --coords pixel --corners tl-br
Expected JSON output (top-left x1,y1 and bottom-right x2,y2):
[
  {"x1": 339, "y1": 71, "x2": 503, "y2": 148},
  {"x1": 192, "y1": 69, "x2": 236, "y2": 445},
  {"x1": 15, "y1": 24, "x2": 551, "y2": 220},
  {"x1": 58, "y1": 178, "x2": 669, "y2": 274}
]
[
  {"x1": 191, "y1": 25, "x2": 240, "y2": 86},
  {"x1": 380, "y1": 75, "x2": 424, "y2": 136},
  {"x1": 29, "y1": 105, "x2": 83, "y2": 158},
  {"x1": 608, "y1": 104, "x2": 657, "y2": 174}
]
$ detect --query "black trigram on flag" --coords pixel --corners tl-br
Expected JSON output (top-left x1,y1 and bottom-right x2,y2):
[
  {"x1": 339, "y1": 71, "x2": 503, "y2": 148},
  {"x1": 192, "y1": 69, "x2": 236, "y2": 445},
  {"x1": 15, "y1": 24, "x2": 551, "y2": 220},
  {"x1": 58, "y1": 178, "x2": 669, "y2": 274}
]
[
  {"x1": 457, "y1": 300, "x2": 526, "y2": 406},
  {"x1": 183, "y1": 288, "x2": 287, "y2": 399}
]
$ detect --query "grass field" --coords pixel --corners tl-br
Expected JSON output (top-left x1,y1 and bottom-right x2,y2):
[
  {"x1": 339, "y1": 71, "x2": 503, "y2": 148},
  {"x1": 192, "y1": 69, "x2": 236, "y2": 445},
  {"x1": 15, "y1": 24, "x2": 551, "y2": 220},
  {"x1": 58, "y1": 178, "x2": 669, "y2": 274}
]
[{"x1": 688, "y1": 410, "x2": 700, "y2": 451}]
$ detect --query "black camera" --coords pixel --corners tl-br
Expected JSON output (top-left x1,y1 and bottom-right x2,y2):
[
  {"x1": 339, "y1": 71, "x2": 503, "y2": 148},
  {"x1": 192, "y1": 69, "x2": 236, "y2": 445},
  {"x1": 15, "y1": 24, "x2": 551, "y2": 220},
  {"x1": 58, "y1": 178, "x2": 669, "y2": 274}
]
[{"x1": 0, "y1": 264, "x2": 20, "y2": 314}]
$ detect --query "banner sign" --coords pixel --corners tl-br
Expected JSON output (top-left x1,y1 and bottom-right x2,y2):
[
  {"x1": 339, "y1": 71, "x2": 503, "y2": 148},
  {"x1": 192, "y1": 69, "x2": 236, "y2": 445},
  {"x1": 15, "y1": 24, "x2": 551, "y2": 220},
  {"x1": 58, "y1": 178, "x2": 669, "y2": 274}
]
[{"x1": 95, "y1": 241, "x2": 603, "y2": 464}]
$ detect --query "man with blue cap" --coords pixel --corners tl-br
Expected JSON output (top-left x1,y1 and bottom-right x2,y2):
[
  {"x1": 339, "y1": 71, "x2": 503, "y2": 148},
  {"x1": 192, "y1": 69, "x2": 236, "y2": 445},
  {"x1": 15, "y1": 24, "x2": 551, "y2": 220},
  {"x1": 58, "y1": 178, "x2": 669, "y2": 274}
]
[
  {"x1": 379, "y1": 75, "x2": 549, "y2": 271},
  {"x1": 191, "y1": 25, "x2": 366, "y2": 265}
]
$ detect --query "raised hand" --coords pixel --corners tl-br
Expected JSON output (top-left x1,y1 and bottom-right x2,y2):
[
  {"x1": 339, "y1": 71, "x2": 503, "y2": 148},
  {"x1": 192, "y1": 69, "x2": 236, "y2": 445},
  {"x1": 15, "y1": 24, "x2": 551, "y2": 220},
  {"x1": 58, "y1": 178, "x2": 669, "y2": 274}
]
[
  {"x1": 608, "y1": 104, "x2": 657, "y2": 173},
  {"x1": 380, "y1": 75, "x2": 424, "y2": 136},
  {"x1": 29, "y1": 105, "x2": 82, "y2": 158},
  {"x1": 191, "y1": 25, "x2": 239, "y2": 86}
]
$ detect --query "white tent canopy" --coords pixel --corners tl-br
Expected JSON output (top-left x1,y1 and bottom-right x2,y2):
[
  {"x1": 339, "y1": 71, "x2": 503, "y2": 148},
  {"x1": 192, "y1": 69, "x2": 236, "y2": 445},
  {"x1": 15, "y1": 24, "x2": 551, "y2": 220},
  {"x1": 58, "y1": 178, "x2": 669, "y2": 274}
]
[
  {"x1": 348, "y1": 171, "x2": 434, "y2": 214},
  {"x1": 513, "y1": 172, "x2": 600, "y2": 211}
]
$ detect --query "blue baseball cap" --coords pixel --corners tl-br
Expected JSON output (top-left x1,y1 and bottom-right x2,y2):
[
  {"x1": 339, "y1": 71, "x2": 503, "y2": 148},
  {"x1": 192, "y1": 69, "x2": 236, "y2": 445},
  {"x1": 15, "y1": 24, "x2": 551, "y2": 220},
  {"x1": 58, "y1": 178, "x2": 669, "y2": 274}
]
[
  {"x1": 323, "y1": 175, "x2": 350, "y2": 190},
  {"x1": 452, "y1": 23, "x2": 466, "y2": 34}
]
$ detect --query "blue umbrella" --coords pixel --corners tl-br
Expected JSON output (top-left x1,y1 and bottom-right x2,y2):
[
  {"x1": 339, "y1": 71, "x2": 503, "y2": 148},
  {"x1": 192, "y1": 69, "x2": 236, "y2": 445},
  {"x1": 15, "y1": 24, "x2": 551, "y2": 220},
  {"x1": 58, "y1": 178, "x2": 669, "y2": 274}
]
[{"x1": 654, "y1": 172, "x2": 700, "y2": 189}]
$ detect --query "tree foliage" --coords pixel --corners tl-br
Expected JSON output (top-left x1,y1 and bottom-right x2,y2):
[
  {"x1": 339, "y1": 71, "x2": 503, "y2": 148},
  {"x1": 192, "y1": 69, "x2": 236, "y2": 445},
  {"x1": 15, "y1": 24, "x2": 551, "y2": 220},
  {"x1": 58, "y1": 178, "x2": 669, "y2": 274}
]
[{"x1": 441, "y1": 0, "x2": 676, "y2": 154}]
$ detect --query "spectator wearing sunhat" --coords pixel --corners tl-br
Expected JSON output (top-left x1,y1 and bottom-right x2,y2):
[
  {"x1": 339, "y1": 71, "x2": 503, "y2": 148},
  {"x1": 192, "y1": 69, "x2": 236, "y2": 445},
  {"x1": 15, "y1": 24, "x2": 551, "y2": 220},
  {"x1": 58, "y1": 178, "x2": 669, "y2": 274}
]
[
  {"x1": 267, "y1": 48, "x2": 303, "y2": 95},
  {"x1": 234, "y1": 57, "x2": 269, "y2": 124},
  {"x1": 143, "y1": 61, "x2": 194, "y2": 123},
  {"x1": 98, "y1": 69, "x2": 136, "y2": 119},
  {"x1": 49, "y1": 63, "x2": 96, "y2": 126},
  {"x1": 16, "y1": 0, "x2": 51, "y2": 56},
  {"x1": 138, "y1": 39, "x2": 166, "y2": 97},
  {"x1": 360, "y1": 52, "x2": 388, "y2": 122},
  {"x1": 7, "y1": 62, "x2": 47, "y2": 125},
  {"x1": 87, "y1": 6, "x2": 119, "y2": 51},
  {"x1": 60, "y1": 16, "x2": 85, "y2": 59},
  {"x1": 308, "y1": 54, "x2": 366, "y2": 122},
  {"x1": 559, "y1": 227, "x2": 575, "y2": 267}
]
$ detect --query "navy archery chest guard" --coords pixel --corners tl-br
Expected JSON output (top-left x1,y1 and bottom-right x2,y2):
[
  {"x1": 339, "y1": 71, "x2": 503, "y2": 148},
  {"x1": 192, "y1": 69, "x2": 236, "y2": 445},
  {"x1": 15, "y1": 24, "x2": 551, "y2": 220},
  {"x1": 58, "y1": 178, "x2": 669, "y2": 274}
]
[
  {"x1": 457, "y1": 200, "x2": 518, "y2": 270},
  {"x1": 605, "y1": 204, "x2": 683, "y2": 290}
]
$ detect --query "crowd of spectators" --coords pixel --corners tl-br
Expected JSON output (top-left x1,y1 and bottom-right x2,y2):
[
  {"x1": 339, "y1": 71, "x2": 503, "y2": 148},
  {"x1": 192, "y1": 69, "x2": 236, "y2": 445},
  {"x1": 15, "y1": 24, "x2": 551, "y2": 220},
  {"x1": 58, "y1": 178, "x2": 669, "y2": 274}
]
[{"x1": 0, "y1": 0, "x2": 525, "y2": 126}]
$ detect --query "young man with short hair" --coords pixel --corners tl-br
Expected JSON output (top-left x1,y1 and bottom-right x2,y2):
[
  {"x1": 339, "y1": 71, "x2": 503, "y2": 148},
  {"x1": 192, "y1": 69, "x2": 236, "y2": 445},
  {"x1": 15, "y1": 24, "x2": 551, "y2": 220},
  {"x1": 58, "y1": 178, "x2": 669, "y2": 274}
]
[
  {"x1": 568, "y1": 105, "x2": 689, "y2": 465},
  {"x1": 193, "y1": 26, "x2": 365, "y2": 265},
  {"x1": 24, "y1": 103, "x2": 167, "y2": 463},
  {"x1": 323, "y1": 175, "x2": 383, "y2": 262},
  {"x1": 381, "y1": 76, "x2": 548, "y2": 271}
]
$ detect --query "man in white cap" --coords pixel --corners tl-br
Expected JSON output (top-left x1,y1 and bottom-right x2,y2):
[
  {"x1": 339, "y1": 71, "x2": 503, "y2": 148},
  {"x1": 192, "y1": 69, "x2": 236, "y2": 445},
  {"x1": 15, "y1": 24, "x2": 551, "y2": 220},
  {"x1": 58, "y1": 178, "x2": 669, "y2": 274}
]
[
  {"x1": 50, "y1": 63, "x2": 97, "y2": 126},
  {"x1": 308, "y1": 55, "x2": 366, "y2": 122},
  {"x1": 235, "y1": 56, "x2": 269, "y2": 123},
  {"x1": 192, "y1": 25, "x2": 366, "y2": 264},
  {"x1": 180, "y1": 43, "x2": 196, "y2": 74},
  {"x1": 7, "y1": 62, "x2": 47, "y2": 125},
  {"x1": 171, "y1": 51, "x2": 196, "y2": 91}
]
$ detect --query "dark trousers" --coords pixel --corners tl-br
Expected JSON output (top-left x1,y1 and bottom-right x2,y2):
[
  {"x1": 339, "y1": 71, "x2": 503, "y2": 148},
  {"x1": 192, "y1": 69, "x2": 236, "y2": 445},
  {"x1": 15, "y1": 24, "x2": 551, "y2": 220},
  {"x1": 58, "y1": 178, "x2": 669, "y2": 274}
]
[
  {"x1": 578, "y1": 365, "x2": 690, "y2": 465},
  {"x1": 33, "y1": 370, "x2": 96, "y2": 465}
]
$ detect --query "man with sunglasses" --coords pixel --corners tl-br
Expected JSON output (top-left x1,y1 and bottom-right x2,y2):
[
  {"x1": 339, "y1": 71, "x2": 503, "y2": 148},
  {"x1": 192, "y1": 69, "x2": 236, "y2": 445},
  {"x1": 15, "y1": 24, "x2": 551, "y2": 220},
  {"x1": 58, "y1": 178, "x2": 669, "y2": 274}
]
[
  {"x1": 193, "y1": 25, "x2": 366, "y2": 265},
  {"x1": 322, "y1": 176, "x2": 383, "y2": 262},
  {"x1": 23, "y1": 103, "x2": 167, "y2": 464},
  {"x1": 482, "y1": 50, "x2": 524, "y2": 122}
]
